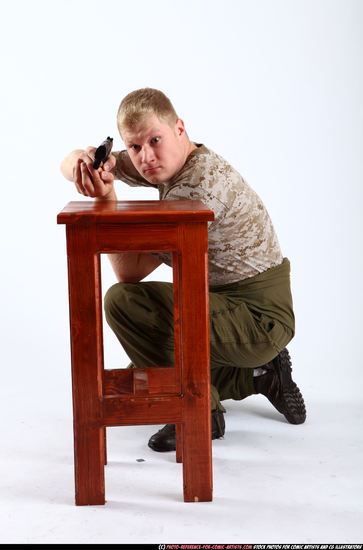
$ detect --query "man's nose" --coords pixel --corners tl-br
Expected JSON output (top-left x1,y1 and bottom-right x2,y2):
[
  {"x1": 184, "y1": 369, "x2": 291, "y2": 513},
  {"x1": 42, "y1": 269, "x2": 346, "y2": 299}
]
[{"x1": 141, "y1": 145, "x2": 155, "y2": 164}]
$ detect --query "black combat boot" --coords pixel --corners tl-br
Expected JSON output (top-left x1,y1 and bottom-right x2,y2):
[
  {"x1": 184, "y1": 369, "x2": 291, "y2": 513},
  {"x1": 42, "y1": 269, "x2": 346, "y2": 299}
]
[
  {"x1": 254, "y1": 348, "x2": 306, "y2": 424},
  {"x1": 148, "y1": 409, "x2": 225, "y2": 452}
]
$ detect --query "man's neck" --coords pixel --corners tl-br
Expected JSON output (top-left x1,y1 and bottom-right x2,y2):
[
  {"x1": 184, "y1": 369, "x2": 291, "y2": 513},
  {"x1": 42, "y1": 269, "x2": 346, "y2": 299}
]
[{"x1": 184, "y1": 140, "x2": 197, "y2": 163}]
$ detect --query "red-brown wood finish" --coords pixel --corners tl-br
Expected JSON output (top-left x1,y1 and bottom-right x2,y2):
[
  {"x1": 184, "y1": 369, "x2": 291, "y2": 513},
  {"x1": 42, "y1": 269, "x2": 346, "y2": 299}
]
[{"x1": 57, "y1": 200, "x2": 214, "y2": 504}]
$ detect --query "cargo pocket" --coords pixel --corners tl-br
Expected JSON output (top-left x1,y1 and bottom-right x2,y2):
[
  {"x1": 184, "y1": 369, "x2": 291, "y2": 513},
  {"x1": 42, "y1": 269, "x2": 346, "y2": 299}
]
[
  {"x1": 209, "y1": 300, "x2": 274, "y2": 368},
  {"x1": 259, "y1": 314, "x2": 293, "y2": 354}
]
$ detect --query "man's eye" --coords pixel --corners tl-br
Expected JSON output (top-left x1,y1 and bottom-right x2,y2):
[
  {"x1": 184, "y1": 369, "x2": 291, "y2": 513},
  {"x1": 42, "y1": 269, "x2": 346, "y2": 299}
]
[
  {"x1": 151, "y1": 137, "x2": 160, "y2": 144},
  {"x1": 131, "y1": 145, "x2": 140, "y2": 151}
]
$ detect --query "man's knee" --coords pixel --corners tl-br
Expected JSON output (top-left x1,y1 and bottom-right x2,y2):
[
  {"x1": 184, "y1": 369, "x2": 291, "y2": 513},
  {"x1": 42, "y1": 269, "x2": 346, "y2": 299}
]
[
  {"x1": 104, "y1": 282, "x2": 136, "y2": 323},
  {"x1": 104, "y1": 281, "x2": 174, "y2": 339}
]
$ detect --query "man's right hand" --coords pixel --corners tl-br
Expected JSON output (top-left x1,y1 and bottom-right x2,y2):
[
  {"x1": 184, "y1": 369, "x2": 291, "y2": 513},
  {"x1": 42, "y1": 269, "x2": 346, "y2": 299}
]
[
  {"x1": 73, "y1": 146, "x2": 117, "y2": 200},
  {"x1": 60, "y1": 147, "x2": 117, "y2": 200}
]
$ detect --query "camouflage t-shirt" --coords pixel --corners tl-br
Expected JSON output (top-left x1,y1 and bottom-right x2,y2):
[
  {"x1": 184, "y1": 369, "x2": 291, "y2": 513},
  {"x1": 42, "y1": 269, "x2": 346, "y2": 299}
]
[{"x1": 113, "y1": 143, "x2": 283, "y2": 285}]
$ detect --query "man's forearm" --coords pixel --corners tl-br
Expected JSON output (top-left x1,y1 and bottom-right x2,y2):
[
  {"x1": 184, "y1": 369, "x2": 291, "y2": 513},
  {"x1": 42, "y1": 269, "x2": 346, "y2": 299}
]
[{"x1": 108, "y1": 252, "x2": 162, "y2": 283}]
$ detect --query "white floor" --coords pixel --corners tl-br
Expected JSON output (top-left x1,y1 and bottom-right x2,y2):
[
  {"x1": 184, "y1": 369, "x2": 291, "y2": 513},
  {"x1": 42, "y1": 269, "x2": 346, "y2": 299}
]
[{"x1": 1, "y1": 389, "x2": 362, "y2": 544}]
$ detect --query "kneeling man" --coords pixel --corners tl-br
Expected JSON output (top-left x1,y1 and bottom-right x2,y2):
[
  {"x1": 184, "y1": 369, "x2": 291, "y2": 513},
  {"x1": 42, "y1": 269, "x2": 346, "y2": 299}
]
[{"x1": 60, "y1": 88, "x2": 306, "y2": 452}]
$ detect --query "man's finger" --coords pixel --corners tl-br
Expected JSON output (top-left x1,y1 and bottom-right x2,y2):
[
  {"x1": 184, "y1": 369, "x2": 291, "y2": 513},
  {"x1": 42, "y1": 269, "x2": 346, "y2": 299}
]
[
  {"x1": 73, "y1": 160, "x2": 82, "y2": 193},
  {"x1": 85, "y1": 146, "x2": 96, "y2": 161},
  {"x1": 86, "y1": 162, "x2": 108, "y2": 196},
  {"x1": 101, "y1": 171, "x2": 114, "y2": 183},
  {"x1": 74, "y1": 159, "x2": 87, "y2": 195},
  {"x1": 81, "y1": 162, "x2": 95, "y2": 196},
  {"x1": 86, "y1": 161, "x2": 103, "y2": 182},
  {"x1": 74, "y1": 180, "x2": 83, "y2": 195},
  {"x1": 103, "y1": 153, "x2": 116, "y2": 171}
]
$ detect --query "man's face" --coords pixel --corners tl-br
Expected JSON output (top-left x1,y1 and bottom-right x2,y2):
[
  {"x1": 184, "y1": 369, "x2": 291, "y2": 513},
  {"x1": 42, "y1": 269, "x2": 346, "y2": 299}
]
[{"x1": 121, "y1": 113, "x2": 187, "y2": 184}]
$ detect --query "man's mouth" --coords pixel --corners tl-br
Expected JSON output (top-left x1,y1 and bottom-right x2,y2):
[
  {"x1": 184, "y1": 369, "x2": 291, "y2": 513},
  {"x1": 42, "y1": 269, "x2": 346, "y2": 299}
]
[{"x1": 144, "y1": 166, "x2": 160, "y2": 174}]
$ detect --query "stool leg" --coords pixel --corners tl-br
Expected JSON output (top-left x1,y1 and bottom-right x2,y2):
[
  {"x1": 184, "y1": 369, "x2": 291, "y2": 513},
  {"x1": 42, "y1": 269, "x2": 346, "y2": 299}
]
[
  {"x1": 73, "y1": 425, "x2": 105, "y2": 505},
  {"x1": 182, "y1": 398, "x2": 212, "y2": 502},
  {"x1": 179, "y1": 224, "x2": 213, "y2": 502},
  {"x1": 67, "y1": 225, "x2": 105, "y2": 505}
]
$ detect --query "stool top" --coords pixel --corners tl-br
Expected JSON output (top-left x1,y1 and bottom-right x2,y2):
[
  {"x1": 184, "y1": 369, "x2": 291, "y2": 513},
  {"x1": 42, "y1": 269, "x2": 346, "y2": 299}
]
[{"x1": 57, "y1": 200, "x2": 214, "y2": 224}]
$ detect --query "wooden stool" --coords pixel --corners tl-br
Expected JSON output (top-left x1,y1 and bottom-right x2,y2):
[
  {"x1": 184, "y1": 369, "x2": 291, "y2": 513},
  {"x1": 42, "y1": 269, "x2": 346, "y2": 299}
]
[{"x1": 57, "y1": 200, "x2": 214, "y2": 504}]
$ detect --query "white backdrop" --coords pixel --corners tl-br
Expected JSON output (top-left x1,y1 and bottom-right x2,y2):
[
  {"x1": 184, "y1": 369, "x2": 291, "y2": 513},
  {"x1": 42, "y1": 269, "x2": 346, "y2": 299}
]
[
  {"x1": 1, "y1": 2, "x2": 363, "y2": 540},
  {"x1": 1, "y1": 0, "x2": 362, "y2": 404}
]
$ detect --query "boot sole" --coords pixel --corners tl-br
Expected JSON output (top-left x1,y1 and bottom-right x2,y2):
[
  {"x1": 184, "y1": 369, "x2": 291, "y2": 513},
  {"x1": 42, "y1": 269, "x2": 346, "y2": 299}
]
[{"x1": 273, "y1": 348, "x2": 307, "y2": 424}]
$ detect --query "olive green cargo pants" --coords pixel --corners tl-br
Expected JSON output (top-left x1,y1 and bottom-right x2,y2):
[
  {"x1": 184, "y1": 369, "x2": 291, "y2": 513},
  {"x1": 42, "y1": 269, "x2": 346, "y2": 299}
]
[{"x1": 104, "y1": 258, "x2": 295, "y2": 411}]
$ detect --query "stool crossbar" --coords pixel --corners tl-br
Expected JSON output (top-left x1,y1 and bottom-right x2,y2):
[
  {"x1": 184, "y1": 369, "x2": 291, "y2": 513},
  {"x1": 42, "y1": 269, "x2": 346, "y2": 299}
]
[{"x1": 57, "y1": 200, "x2": 214, "y2": 504}]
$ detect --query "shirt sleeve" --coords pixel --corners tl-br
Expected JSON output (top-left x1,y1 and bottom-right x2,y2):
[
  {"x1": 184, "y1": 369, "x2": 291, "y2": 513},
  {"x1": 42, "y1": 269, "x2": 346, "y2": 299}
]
[{"x1": 112, "y1": 150, "x2": 156, "y2": 188}]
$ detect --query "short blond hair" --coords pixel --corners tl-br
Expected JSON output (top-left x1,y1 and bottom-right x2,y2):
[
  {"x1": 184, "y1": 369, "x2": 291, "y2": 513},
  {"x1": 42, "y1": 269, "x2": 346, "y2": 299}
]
[{"x1": 117, "y1": 88, "x2": 178, "y2": 133}]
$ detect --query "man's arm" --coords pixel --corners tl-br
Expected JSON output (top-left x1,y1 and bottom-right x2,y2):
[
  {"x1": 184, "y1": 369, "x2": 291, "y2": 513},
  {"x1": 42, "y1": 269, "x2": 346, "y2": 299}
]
[
  {"x1": 108, "y1": 252, "x2": 163, "y2": 283},
  {"x1": 60, "y1": 146, "x2": 162, "y2": 281}
]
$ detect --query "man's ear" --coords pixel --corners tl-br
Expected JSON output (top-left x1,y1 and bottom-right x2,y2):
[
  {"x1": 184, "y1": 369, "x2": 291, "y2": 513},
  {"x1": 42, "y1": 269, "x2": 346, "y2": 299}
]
[{"x1": 175, "y1": 118, "x2": 186, "y2": 137}]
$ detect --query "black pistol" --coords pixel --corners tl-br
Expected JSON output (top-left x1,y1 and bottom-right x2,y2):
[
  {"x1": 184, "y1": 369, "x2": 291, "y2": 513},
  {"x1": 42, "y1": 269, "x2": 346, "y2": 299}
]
[{"x1": 92, "y1": 136, "x2": 113, "y2": 169}]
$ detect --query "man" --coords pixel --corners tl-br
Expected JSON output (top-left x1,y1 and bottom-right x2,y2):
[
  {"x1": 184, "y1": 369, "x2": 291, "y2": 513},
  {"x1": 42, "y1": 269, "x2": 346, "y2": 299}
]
[{"x1": 60, "y1": 88, "x2": 306, "y2": 452}]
